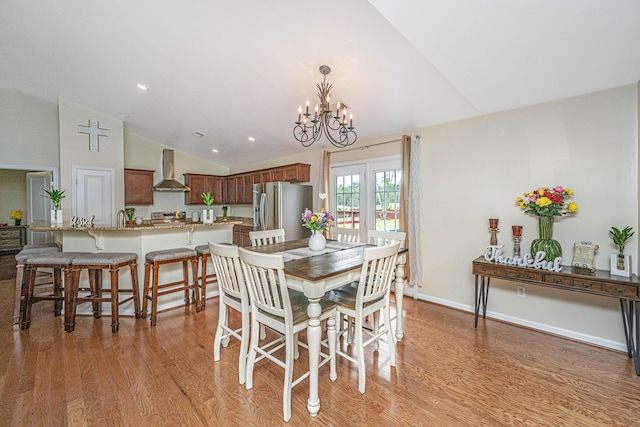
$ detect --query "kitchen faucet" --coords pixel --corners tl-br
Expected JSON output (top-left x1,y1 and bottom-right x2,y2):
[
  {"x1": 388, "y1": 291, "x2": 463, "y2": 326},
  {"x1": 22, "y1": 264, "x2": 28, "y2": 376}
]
[{"x1": 116, "y1": 209, "x2": 125, "y2": 228}]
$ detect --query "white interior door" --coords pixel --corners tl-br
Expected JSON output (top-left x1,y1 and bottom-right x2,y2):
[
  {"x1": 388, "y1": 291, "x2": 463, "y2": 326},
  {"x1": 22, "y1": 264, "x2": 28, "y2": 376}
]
[
  {"x1": 26, "y1": 171, "x2": 54, "y2": 244},
  {"x1": 74, "y1": 167, "x2": 114, "y2": 226}
]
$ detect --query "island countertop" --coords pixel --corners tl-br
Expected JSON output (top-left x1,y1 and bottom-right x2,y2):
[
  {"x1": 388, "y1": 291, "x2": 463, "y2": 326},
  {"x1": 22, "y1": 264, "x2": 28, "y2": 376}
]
[{"x1": 29, "y1": 218, "x2": 249, "y2": 231}]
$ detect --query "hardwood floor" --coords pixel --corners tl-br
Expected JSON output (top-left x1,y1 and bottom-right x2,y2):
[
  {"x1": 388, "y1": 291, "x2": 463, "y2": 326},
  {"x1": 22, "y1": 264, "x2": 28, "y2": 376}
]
[{"x1": 2, "y1": 278, "x2": 640, "y2": 426}]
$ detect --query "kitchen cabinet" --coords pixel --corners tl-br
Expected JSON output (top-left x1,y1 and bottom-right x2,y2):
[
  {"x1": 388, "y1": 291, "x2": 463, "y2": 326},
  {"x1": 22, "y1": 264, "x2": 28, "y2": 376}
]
[
  {"x1": 225, "y1": 174, "x2": 252, "y2": 204},
  {"x1": 184, "y1": 173, "x2": 225, "y2": 205},
  {"x1": 252, "y1": 170, "x2": 273, "y2": 184},
  {"x1": 271, "y1": 163, "x2": 310, "y2": 182},
  {"x1": 124, "y1": 169, "x2": 154, "y2": 205},
  {"x1": 233, "y1": 224, "x2": 253, "y2": 247}
]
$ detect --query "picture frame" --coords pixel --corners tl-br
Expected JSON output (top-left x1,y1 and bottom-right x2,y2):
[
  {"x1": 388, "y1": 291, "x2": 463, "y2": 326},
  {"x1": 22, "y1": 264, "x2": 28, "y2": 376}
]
[{"x1": 571, "y1": 241, "x2": 598, "y2": 273}]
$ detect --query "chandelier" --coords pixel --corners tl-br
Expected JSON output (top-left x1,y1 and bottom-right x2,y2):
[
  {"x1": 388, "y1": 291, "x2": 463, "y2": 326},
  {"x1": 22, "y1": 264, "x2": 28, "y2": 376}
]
[{"x1": 293, "y1": 65, "x2": 357, "y2": 148}]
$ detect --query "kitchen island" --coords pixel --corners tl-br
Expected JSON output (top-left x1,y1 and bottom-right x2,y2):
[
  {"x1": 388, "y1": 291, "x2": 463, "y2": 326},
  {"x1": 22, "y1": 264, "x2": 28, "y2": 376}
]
[{"x1": 29, "y1": 220, "x2": 244, "y2": 316}]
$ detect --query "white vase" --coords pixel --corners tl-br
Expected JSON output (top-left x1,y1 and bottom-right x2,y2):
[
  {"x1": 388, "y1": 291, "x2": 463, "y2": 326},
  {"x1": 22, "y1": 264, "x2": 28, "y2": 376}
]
[
  {"x1": 308, "y1": 230, "x2": 327, "y2": 251},
  {"x1": 202, "y1": 209, "x2": 215, "y2": 224},
  {"x1": 610, "y1": 254, "x2": 632, "y2": 277},
  {"x1": 51, "y1": 209, "x2": 63, "y2": 224}
]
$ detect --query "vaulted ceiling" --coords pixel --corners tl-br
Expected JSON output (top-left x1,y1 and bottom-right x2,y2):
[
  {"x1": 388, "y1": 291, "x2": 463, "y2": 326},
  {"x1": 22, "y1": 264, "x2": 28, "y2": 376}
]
[{"x1": 1, "y1": 1, "x2": 639, "y2": 167}]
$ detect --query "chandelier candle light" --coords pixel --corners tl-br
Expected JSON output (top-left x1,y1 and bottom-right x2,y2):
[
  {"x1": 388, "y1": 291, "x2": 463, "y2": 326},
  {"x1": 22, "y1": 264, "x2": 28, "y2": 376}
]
[{"x1": 294, "y1": 65, "x2": 357, "y2": 148}]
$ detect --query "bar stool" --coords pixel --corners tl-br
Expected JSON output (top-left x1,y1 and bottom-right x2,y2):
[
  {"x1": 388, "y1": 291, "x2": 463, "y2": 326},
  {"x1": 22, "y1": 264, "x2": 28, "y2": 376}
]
[
  {"x1": 195, "y1": 244, "x2": 217, "y2": 311},
  {"x1": 13, "y1": 243, "x2": 60, "y2": 325},
  {"x1": 142, "y1": 248, "x2": 199, "y2": 326},
  {"x1": 21, "y1": 252, "x2": 89, "y2": 331},
  {"x1": 69, "y1": 252, "x2": 141, "y2": 333}
]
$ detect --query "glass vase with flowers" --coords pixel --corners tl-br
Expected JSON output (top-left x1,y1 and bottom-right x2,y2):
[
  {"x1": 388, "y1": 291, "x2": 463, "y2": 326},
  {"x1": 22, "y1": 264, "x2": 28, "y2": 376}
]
[{"x1": 516, "y1": 186, "x2": 578, "y2": 262}]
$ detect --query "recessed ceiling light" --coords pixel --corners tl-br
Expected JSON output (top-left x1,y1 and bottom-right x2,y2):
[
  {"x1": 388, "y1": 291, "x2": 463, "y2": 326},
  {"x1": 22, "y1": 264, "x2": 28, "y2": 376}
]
[
  {"x1": 248, "y1": 137, "x2": 255, "y2": 142},
  {"x1": 191, "y1": 131, "x2": 206, "y2": 138},
  {"x1": 136, "y1": 83, "x2": 149, "y2": 91},
  {"x1": 212, "y1": 149, "x2": 219, "y2": 153}
]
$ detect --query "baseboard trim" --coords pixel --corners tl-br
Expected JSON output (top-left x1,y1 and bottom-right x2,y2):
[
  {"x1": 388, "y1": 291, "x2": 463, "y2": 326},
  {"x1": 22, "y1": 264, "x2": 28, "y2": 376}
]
[{"x1": 413, "y1": 293, "x2": 627, "y2": 353}]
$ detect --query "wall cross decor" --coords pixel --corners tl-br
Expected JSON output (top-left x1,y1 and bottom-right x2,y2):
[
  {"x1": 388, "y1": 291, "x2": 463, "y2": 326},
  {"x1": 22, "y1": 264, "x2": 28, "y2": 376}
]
[{"x1": 78, "y1": 119, "x2": 109, "y2": 152}]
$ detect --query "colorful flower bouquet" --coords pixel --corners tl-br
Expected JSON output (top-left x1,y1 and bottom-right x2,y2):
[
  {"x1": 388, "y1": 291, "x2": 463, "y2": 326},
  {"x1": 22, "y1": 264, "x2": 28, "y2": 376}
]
[
  {"x1": 301, "y1": 209, "x2": 334, "y2": 232},
  {"x1": 10, "y1": 209, "x2": 22, "y2": 220},
  {"x1": 516, "y1": 185, "x2": 578, "y2": 217}
]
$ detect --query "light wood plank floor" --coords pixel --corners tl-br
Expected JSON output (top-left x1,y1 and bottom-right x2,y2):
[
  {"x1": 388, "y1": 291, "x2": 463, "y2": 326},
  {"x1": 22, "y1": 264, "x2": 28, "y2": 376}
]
[{"x1": 2, "y1": 278, "x2": 640, "y2": 426}]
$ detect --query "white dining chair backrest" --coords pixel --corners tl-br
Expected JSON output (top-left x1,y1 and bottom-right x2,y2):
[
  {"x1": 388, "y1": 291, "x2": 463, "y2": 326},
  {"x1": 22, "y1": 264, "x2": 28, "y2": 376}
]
[
  {"x1": 208, "y1": 242, "x2": 246, "y2": 301},
  {"x1": 249, "y1": 228, "x2": 286, "y2": 246},
  {"x1": 367, "y1": 230, "x2": 406, "y2": 248},
  {"x1": 238, "y1": 248, "x2": 290, "y2": 320},
  {"x1": 329, "y1": 227, "x2": 360, "y2": 243},
  {"x1": 358, "y1": 242, "x2": 400, "y2": 304}
]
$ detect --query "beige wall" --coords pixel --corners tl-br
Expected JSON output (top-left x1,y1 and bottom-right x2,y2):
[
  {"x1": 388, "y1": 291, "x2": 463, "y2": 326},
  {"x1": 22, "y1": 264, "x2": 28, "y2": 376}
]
[
  {"x1": 0, "y1": 170, "x2": 29, "y2": 224},
  {"x1": 409, "y1": 83, "x2": 638, "y2": 350}
]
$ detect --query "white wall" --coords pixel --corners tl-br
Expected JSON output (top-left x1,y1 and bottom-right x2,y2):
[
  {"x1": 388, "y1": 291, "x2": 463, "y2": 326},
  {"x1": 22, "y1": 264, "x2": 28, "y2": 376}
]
[{"x1": 412, "y1": 83, "x2": 638, "y2": 350}]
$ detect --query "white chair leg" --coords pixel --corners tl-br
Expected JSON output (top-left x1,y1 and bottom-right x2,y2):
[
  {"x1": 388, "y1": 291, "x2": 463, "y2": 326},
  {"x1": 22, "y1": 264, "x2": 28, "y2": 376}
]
[
  {"x1": 214, "y1": 300, "x2": 227, "y2": 361},
  {"x1": 238, "y1": 306, "x2": 251, "y2": 385},
  {"x1": 260, "y1": 323, "x2": 266, "y2": 340},
  {"x1": 328, "y1": 311, "x2": 337, "y2": 381},
  {"x1": 373, "y1": 310, "x2": 380, "y2": 351},
  {"x1": 347, "y1": 316, "x2": 355, "y2": 344},
  {"x1": 246, "y1": 318, "x2": 260, "y2": 390},
  {"x1": 385, "y1": 306, "x2": 397, "y2": 367},
  {"x1": 294, "y1": 332, "x2": 300, "y2": 360},
  {"x1": 283, "y1": 332, "x2": 295, "y2": 422},
  {"x1": 355, "y1": 316, "x2": 366, "y2": 394}
]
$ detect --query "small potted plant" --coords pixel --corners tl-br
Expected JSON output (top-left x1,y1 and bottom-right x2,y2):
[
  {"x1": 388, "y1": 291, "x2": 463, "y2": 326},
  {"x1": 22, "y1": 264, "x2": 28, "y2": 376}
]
[
  {"x1": 43, "y1": 189, "x2": 65, "y2": 224},
  {"x1": 10, "y1": 209, "x2": 22, "y2": 226},
  {"x1": 201, "y1": 192, "x2": 216, "y2": 224},
  {"x1": 222, "y1": 205, "x2": 228, "y2": 220},
  {"x1": 610, "y1": 226, "x2": 634, "y2": 277},
  {"x1": 124, "y1": 207, "x2": 135, "y2": 224}
]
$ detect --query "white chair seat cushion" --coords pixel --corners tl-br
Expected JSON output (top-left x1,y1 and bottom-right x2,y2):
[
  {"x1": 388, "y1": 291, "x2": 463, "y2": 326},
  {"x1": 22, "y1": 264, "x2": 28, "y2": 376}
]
[
  {"x1": 145, "y1": 248, "x2": 197, "y2": 262},
  {"x1": 72, "y1": 252, "x2": 137, "y2": 266},
  {"x1": 194, "y1": 244, "x2": 210, "y2": 256}
]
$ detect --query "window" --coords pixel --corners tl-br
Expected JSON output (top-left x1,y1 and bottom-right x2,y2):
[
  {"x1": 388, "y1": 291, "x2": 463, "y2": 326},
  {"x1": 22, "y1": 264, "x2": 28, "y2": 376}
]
[{"x1": 374, "y1": 169, "x2": 401, "y2": 232}]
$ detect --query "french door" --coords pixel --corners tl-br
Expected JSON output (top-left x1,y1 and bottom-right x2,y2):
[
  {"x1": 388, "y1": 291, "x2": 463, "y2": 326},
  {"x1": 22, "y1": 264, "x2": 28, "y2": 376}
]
[{"x1": 330, "y1": 155, "x2": 402, "y2": 242}]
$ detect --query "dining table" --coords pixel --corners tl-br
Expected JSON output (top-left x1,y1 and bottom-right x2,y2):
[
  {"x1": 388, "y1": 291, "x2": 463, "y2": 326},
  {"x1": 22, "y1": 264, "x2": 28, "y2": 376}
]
[{"x1": 244, "y1": 238, "x2": 408, "y2": 417}]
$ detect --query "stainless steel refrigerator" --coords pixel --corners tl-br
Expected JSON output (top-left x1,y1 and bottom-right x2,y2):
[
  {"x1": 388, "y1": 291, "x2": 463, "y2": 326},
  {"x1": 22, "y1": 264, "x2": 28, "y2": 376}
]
[{"x1": 253, "y1": 182, "x2": 313, "y2": 240}]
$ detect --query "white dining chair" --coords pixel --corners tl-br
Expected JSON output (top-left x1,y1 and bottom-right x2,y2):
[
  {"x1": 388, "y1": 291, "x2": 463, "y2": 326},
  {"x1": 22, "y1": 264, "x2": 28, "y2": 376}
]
[
  {"x1": 367, "y1": 229, "x2": 406, "y2": 248},
  {"x1": 238, "y1": 248, "x2": 337, "y2": 422},
  {"x1": 209, "y1": 242, "x2": 251, "y2": 385},
  {"x1": 248, "y1": 228, "x2": 285, "y2": 246},
  {"x1": 326, "y1": 242, "x2": 400, "y2": 394},
  {"x1": 329, "y1": 226, "x2": 360, "y2": 243}
]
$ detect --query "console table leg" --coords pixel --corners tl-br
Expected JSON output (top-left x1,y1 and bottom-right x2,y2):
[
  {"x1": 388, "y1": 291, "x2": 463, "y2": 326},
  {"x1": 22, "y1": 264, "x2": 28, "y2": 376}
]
[
  {"x1": 620, "y1": 299, "x2": 640, "y2": 375},
  {"x1": 474, "y1": 276, "x2": 491, "y2": 328}
]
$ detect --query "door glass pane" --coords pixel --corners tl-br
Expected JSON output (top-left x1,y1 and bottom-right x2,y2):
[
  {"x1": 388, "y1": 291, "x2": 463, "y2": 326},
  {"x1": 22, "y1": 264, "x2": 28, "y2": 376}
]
[
  {"x1": 334, "y1": 173, "x2": 360, "y2": 229},
  {"x1": 374, "y1": 170, "x2": 401, "y2": 231}
]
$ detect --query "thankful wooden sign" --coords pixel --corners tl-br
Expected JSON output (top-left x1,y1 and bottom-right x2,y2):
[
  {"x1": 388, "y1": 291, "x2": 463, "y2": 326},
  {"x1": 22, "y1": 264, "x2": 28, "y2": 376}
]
[{"x1": 484, "y1": 245, "x2": 563, "y2": 272}]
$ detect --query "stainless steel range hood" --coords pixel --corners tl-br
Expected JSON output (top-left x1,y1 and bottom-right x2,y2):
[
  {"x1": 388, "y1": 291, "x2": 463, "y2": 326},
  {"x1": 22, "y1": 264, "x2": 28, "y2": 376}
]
[{"x1": 153, "y1": 149, "x2": 191, "y2": 192}]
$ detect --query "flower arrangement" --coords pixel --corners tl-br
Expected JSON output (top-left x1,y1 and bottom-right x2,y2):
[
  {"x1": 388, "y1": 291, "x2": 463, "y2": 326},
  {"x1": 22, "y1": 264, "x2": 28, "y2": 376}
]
[
  {"x1": 10, "y1": 209, "x2": 22, "y2": 220},
  {"x1": 516, "y1": 186, "x2": 578, "y2": 217},
  {"x1": 301, "y1": 209, "x2": 334, "y2": 232}
]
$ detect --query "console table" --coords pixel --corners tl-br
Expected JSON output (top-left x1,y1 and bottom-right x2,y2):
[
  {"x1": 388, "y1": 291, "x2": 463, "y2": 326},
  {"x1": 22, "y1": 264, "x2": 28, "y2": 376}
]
[{"x1": 472, "y1": 256, "x2": 640, "y2": 375}]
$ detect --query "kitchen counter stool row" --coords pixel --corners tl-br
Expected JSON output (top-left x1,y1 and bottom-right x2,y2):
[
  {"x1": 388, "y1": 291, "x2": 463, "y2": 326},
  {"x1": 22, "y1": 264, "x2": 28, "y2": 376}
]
[{"x1": 15, "y1": 244, "x2": 214, "y2": 332}]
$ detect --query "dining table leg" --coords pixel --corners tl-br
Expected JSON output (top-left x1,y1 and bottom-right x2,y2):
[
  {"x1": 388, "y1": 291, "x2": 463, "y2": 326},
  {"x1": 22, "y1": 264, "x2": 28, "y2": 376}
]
[
  {"x1": 306, "y1": 296, "x2": 322, "y2": 417},
  {"x1": 394, "y1": 261, "x2": 405, "y2": 341}
]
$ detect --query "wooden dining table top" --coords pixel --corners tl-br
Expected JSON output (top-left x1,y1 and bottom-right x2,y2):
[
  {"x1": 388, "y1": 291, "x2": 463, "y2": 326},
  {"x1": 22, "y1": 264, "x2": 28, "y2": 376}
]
[{"x1": 244, "y1": 238, "x2": 406, "y2": 282}]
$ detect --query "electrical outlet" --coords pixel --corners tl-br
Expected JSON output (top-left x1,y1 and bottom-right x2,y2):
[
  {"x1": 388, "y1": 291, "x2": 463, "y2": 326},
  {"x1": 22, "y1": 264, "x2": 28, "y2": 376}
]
[{"x1": 517, "y1": 286, "x2": 526, "y2": 298}]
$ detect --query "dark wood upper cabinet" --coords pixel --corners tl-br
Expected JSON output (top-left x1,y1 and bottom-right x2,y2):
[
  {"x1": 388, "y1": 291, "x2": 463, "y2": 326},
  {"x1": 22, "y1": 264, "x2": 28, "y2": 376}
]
[
  {"x1": 183, "y1": 173, "x2": 225, "y2": 205},
  {"x1": 124, "y1": 168, "x2": 154, "y2": 205}
]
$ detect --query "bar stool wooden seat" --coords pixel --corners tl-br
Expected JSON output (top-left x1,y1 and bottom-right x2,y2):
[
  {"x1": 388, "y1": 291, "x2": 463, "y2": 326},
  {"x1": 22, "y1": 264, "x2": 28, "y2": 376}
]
[
  {"x1": 69, "y1": 252, "x2": 140, "y2": 333},
  {"x1": 142, "y1": 248, "x2": 199, "y2": 326},
  {"x1": 21, "y1": 252, "x2": 89, "y2": 332},
  {"x1": 195, "y1": 244, "x2": 217, "y2": 311},
  {"x1": 13, "y1": 243, "x2": 60, "y2": 325}
]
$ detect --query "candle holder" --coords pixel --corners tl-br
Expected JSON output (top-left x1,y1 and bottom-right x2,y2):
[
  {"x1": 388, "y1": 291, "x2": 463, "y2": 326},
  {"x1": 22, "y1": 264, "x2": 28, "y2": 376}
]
[
  {"x1": 489, "y1": 218, "x2": 499, "y2": 246},
  {"x1": 512, "y1": 225, "x2": 523, "y2": 257}
]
